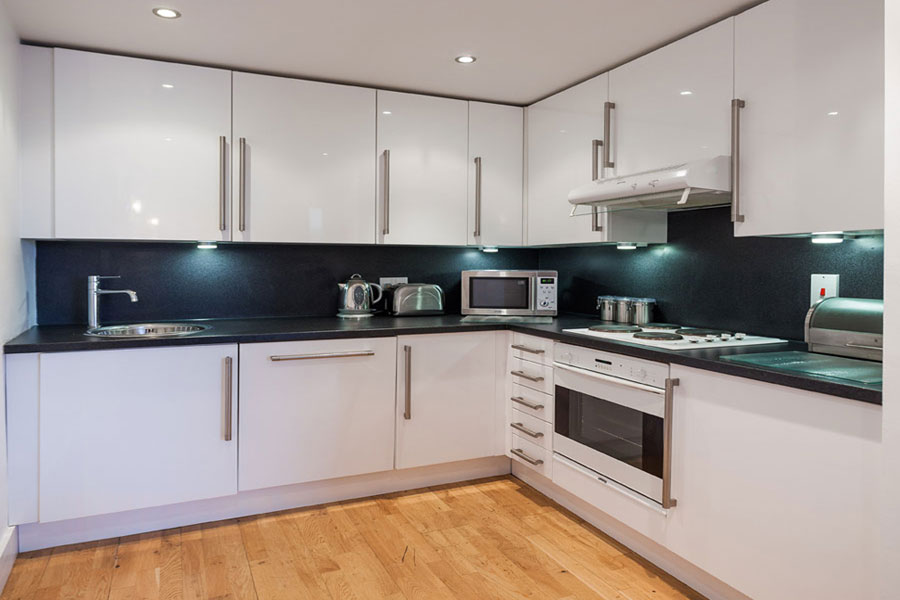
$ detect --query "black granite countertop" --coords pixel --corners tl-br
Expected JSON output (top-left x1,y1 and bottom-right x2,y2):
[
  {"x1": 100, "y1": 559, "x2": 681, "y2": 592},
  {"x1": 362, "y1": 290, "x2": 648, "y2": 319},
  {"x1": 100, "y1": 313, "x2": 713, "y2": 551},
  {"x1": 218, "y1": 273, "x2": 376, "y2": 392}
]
[{"x1": 4, "y1": 314, "x2": 882, "y2": 405}]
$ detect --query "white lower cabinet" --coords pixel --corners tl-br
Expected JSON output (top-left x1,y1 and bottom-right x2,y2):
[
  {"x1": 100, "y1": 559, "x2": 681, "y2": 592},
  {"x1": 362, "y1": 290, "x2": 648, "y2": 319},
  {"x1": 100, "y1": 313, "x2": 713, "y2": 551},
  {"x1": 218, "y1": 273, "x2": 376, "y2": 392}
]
[
  {"x1": 395, "y1": 332, "x2": 499, "y2": 469},
  {"x1": 238, "y1": 338, "x2": 397, "y2": 491},
  {"x1": 38, "y1": 345, "x2": 238, "y2": 522},
  {"x1": 666, "y1": 367, "x2": 881, "y2": 600}
]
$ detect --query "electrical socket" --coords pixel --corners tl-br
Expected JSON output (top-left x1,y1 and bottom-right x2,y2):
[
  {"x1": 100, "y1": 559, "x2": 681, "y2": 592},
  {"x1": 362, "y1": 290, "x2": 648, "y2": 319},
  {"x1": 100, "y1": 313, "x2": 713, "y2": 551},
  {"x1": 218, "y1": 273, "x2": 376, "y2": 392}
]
[
  {"x1": 810, "y1": 274, "x2": 840, "y2": 306},
  {"x1": 379, "y1": 277, "x2": 408, "y2": 289}
]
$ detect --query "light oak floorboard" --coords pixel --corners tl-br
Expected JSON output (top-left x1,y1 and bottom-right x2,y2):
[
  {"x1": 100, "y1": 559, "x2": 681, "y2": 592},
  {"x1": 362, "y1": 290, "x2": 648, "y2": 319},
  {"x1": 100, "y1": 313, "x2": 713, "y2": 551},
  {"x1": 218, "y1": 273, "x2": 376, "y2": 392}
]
[{"x1": 2, "y1": 476, "x2": 705, "y2": 600}]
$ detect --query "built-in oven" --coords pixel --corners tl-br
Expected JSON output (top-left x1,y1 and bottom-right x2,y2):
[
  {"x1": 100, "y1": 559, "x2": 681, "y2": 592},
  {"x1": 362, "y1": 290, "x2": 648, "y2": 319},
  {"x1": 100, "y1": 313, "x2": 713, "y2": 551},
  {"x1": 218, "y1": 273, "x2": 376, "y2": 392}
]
[{"x1": 553, "y1": 343, "x2": 678, "y2": 508}]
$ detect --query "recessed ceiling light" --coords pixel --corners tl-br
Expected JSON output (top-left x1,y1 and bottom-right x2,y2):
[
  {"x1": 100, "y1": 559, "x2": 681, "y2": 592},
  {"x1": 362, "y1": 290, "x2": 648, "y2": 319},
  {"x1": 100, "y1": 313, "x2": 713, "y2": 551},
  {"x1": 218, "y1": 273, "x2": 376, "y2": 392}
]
[
  {"x1": 161, "y1": 83, "x2": 174, "y2": 89},
  {"x1": 152, "y1": 7, "x2": 181, "y2": 19},
  {"x1": 481, "y1": 246, "x2": 498, "y2": 253},
  {"x1": 455, "y1": 55, "x2": 476, "y2": 64},
  {"x1": 680, "y1": 90, "x2": 693, "y2": 95},
  {"x1": 616, "y1": 242, "x2": 639, "y2": 250},
  {"x1": 197, "y1": 241, "x2": 218, "y2": 250}
]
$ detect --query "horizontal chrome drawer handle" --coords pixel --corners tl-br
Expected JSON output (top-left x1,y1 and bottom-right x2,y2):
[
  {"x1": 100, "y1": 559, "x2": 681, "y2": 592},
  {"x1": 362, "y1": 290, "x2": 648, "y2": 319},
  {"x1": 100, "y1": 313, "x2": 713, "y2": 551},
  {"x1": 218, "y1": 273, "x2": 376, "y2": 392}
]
[
  {"x1": 510, "y1": 370, "x2": 544, "y2": 382},
  {"x1": 511, "y1": 344, "x2": 545, "y2": 355},
  {"x1": 270, "y1": 351, "x2": 375, "y2": 362},
  {"x1": 511, "y1": 396, "x2": 544, "y2": 411},
  {"x1": 845, "y1": 342, "x2": 882, "y2": 351},
  {"x1": 511, "y1": 422, "x2": 544, "y2": 438},
  {"x1": 511, "y1": 448, "x2": 544, "y2": 466}
]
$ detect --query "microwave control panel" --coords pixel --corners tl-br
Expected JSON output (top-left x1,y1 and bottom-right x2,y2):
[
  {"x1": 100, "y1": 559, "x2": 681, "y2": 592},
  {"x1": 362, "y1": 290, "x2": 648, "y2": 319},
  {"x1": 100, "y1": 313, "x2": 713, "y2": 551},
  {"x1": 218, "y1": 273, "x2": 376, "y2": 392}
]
[{"x1": 536, "y1": 276, "x2": 558, "y2": 312}]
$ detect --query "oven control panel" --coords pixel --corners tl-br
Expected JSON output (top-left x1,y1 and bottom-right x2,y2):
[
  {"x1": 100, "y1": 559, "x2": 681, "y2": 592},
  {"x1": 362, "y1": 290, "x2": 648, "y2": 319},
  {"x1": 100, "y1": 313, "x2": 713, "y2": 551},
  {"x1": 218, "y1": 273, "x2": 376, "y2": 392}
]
[
  {"x1": 536, "y1": 276, "x2": 557, "y2": 311},
  {"x1": 554, "y1": 343, "x2": 669, "y2": 389}
]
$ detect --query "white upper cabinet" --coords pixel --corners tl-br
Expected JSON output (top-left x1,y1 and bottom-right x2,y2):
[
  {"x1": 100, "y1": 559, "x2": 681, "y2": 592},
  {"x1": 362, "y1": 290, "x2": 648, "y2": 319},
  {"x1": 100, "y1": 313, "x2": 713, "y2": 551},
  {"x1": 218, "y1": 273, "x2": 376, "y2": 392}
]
[
  {"x1": 376, "y1": 91, "x2": 469, "y2": 245},
  {"x1": 468, "y1": 102, "x2": 524, "y2": 246},
  {"x1": 526, "y1": 74, "x2": 667, "y2": 246},
  {"x1": 38, "y1": 345, "x2": 238, "y2": 522},
  {"x1": 232, "y1": 73, "x2": 376, "y2": 244},
  {"x1": 53, "y1": 49, "x2": 233, "y2": 241},
  {"x1": 608, "y1": 19, "x2": 733, "y2": 176},
  {"x1": 733, "y1": 0, "x2": 884, "y2": 236},
  {"x1": 395, "y1": 332, "x2": 498, "y2": 469}
]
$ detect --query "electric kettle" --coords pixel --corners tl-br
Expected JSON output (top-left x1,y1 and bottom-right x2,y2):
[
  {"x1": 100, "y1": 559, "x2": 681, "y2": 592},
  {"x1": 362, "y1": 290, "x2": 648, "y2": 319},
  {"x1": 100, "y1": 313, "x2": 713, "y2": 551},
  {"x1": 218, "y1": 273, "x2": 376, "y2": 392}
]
[{"x1": 337, "y1": 274, "x2": 383, "y2": 318}]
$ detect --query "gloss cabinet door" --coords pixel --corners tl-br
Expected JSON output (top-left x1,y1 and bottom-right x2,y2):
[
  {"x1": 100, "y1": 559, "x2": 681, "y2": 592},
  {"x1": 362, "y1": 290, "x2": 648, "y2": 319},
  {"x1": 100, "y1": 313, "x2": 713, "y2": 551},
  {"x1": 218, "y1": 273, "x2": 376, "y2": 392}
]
[
  {"x1": 53, "y1": 49, "x2": 232, "y2": 241},
  {"x1": 232, "y1": 73, "x2": 376, "y2": 243},
  {"x1": 376, "y1": 91, "x2": 469, "y2": 245},
  {"x1": 468, "y1": 102, "x2": 524, "y2": 246},
  {"x1": 38, "y1": 345, "x2": 238, "y2": 522},
  {"x1": 395, "y1": 332, "x2": 498, "y2": 469},
  {"x1": 608, "y1": 19, "x2": 733, "y2": 176},
  {"x1": 733, "y1": 0, "x2": 884, "y2": 236},
  {"x1": 238, "y1": 338, "x2": 397, "y2": 491}
]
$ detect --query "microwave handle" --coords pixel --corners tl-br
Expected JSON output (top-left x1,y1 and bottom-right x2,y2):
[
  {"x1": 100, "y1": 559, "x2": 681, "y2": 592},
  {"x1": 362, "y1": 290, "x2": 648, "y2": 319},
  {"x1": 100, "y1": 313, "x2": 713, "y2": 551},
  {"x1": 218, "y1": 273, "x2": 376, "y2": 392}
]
[{"x1": 553, "y1": 362, "x2": 665, "y2": 395}]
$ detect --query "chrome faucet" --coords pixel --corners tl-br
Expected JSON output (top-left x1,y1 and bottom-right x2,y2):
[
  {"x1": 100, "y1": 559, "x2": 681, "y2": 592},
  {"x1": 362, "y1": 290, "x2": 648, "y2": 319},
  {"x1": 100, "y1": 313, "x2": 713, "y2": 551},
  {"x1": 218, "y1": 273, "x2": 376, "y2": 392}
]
[{"x1": 87, "y1": 275, "x2": 139, "y2": 329}]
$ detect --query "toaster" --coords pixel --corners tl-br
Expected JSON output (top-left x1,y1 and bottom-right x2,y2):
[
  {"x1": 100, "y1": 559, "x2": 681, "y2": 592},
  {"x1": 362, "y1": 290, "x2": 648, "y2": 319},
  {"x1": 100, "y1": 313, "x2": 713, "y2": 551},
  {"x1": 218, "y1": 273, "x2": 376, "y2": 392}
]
[{"x1": 391, "y1": 284, "x2": 445, "y2": 316}]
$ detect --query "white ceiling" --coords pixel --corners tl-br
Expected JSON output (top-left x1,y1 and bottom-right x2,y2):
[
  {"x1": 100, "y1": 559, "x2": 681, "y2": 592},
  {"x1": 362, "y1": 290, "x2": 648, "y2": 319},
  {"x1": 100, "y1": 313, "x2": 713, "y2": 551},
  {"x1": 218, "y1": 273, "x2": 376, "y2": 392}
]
[{"x1": 3, "y1": 0, "x2": 759, "y2": 105}]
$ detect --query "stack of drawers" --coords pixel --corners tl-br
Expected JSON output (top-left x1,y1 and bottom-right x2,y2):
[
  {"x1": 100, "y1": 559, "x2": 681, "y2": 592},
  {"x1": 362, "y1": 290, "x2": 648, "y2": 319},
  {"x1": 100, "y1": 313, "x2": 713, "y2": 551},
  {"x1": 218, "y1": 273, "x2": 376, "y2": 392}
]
[{"x1": 507, "y1": 333, "x2": 555, "y2": 477}]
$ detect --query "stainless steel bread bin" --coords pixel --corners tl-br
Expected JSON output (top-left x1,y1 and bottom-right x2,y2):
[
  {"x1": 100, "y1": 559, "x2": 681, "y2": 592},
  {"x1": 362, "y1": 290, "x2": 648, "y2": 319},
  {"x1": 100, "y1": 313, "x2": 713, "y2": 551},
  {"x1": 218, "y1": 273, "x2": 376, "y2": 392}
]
[
  {"x1": 804, "y1": 297, "x2": 883, "y2": 361},
  {"x1": 392, "y1": 284, "x2": 445, "y2": 316}
]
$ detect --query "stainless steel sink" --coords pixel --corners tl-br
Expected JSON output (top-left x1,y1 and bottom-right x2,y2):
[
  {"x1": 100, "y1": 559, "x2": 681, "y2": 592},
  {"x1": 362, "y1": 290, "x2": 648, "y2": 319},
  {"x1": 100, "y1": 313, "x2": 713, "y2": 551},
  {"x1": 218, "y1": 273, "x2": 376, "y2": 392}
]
[{"x1": 85, "y1": 323, "x2": 210, "y2": 338}]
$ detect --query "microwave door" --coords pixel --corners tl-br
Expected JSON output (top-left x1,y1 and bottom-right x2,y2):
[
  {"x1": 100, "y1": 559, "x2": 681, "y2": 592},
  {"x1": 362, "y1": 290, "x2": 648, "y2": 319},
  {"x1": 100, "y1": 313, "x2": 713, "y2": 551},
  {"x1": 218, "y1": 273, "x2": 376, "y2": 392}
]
[{"x1": 465, "y1": 276, "x2": 533, "y2": 316}]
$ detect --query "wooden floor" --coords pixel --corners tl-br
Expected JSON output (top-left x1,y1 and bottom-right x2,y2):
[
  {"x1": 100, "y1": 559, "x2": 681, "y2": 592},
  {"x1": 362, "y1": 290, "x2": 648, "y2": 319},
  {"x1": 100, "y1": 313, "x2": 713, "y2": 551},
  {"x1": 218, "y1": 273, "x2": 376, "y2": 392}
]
[{"x1": 0, "y1": 476, "x2": 705, "y2": 600}]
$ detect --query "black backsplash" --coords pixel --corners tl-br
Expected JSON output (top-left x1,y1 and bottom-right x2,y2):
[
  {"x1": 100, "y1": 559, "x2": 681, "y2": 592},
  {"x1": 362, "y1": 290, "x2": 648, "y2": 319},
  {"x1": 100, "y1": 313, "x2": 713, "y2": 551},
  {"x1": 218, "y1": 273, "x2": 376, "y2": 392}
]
[
  {"x1": 35, "y1": 208, "x2": 884, "y2": 341},
  {"x1": 539, "y1": 208, "x2": 884, "y2": 340},
  {"x1": 35, "y1": 242, "x2": 538, "y2": 325}
]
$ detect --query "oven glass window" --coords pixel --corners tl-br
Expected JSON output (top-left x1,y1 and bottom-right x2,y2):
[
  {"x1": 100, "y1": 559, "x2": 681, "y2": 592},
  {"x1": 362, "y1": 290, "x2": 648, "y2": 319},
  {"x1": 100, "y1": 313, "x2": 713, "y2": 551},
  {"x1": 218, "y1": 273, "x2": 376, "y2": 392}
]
[
  {"x1": 555, "y1": 386, "x2": 663, "y2": 478},
  {"x1": 469, "y1": 277, "x2": 530, "y2": 309}
]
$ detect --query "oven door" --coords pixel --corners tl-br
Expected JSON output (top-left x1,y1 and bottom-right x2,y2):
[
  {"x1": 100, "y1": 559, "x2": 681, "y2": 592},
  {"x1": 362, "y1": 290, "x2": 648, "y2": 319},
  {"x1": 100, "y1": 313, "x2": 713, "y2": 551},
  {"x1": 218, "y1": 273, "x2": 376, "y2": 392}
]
[
  {"x1": 461, "y1": 272, "x2": 535, "y2": 316},
  {"x1": 553, "y1": 362, "x2": 665, "y2": 503}
]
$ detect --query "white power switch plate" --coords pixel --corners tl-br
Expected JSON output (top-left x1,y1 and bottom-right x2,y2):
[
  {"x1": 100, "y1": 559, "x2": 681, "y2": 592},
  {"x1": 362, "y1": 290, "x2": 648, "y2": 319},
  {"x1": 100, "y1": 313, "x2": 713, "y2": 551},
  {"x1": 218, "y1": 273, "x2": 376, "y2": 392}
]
[
  {"x1": 379, "y1": 277, "x2": 408, "y2": 288},
  {"x1": 810, "y1": 274, "x2": 840, "y2": 306}
]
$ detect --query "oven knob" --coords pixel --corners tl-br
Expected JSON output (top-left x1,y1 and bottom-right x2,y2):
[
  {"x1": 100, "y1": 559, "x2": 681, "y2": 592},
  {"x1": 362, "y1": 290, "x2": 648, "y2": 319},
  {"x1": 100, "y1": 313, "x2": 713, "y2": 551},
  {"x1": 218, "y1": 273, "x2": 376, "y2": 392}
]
[
  {"x1": 705, "y1": 334, "x2": 717, "y2": 342},
  {"x1": 735, "y1": 333, "x2": 747, "y2": 340}
]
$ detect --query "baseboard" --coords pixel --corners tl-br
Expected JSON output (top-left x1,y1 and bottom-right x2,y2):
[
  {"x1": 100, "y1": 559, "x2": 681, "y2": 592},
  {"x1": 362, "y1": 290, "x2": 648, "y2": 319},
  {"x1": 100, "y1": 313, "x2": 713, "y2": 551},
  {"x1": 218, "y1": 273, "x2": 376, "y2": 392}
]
[
  {"x1": 0, "y1": 526, "x2": 18, "y2": 591},
  {"x1": 18, "y1": 456, "x2": 511, "y2": 552},
  {"x1": 511, "y1": 463, "x2": 751, "y2": 600}
]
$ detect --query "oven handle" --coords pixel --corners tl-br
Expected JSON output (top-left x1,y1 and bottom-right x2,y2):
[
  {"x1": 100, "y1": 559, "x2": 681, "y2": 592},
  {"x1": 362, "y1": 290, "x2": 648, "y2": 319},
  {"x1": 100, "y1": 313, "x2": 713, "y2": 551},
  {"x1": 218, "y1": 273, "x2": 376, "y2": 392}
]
[{"x1": 553, "y1": 362, "x2": 664, "y2": 395}]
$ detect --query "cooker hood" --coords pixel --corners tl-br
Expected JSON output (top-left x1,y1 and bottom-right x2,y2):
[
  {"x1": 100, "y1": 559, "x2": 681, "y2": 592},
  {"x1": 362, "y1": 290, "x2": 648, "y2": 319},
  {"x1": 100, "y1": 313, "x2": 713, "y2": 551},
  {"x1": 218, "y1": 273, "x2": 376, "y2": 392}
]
[{"x1": 567, "y1": 155, "x2": 731, "y2": 212}]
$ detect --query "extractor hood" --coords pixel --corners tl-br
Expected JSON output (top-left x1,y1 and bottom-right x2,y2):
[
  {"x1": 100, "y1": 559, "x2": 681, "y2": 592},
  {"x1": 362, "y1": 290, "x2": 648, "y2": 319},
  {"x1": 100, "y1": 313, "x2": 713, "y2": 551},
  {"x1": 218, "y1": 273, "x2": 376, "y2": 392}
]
[{"x1": 568, "y1": 155, "x2": 731, "y2": 212}]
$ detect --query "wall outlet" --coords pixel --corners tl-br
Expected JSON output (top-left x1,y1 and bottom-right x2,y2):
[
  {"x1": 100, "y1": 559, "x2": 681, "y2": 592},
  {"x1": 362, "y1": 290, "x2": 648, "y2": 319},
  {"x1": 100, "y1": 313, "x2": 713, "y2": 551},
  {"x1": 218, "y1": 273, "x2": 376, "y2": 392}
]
[
  {"x1": 379, "y1": 277, "x2": 408, "y2": 289},
  {"x1": 810, "y1": 274, "x2": 840, "y2": 306}
]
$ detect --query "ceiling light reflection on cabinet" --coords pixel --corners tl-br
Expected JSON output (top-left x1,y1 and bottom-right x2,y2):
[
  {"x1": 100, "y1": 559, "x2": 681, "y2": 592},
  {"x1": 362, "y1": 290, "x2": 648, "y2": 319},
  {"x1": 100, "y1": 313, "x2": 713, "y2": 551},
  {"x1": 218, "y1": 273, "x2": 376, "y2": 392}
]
[
  {"x1": 455, "y1": 55, "x2": 477, "y2": 64},
  {"x1": 680, "y1": 90, "x2": 693, "y2": 95}
]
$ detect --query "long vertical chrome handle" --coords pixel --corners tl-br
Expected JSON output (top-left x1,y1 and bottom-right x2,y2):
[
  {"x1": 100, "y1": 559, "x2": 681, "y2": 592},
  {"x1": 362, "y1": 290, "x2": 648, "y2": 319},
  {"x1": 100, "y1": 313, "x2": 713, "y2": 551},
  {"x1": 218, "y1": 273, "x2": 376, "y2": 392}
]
[
  {"x1": 473, "y1": 156, "x2": 482, "y2": 238},
  {"x1": 238, "y1": 137, "x2": 247, "y2": 232},
  {"x1": 218, "y1": 136, "x2": 227, "y2": 231},
  {"x1": 591, "y1": 138, "x2": 603, "y2": 232},
  {"x1": 224, "y1": 356, "x2": 233, "y2": 441},
  {"x1": 662, "y1": 377, "x2": 679, "y2": 509},
  {"x1": 603, "y1": 102, "x2": 615, "y2": 169},
  {"x1": 731, "y1": 99, "x2": 746, "y2": 223},
  {"x1": 403, "y1": 345, "x2": 412, "y2": 419},
  {"x1": 591, "y1": 139, "x2": 602, "y2": 180},
  {"x1": 382, "y1": 149, "x2": 391, "y2": 235}
]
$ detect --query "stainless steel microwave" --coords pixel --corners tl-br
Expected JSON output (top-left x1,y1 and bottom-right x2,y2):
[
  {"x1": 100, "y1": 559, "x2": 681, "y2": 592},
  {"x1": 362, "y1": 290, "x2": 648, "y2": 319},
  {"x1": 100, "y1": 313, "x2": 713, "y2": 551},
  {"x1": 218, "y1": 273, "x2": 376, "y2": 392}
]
[{"x1": 461, "y1": 270, "x2": 558, "y2": 316}]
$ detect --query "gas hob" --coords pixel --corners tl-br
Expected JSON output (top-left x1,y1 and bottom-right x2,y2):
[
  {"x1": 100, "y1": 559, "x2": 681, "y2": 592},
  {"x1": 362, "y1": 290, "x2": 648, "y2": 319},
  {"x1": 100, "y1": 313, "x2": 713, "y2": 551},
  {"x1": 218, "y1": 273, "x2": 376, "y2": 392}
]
[{"x1": 562, "y1": 324, "x2": 787, "y2": 351}]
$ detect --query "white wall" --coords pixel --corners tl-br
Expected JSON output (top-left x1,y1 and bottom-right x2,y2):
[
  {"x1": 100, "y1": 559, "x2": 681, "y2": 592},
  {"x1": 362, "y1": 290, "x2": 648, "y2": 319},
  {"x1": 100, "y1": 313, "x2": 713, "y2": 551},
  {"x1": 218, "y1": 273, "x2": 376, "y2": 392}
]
[
  {"x1": 0, "y1": 0, "x2": 25, "y2": 572},
  {"x1": 883, "y1": 1, "x2": 900, "y2": 597}
]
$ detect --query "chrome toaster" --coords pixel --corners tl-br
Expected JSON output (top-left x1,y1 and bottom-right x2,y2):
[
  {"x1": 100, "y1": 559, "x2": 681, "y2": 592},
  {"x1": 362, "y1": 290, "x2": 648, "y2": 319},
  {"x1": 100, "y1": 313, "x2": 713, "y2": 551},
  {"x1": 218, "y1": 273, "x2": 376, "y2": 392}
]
[{"x1": 391, "y1": 284, "x2": 445, "y2": 316}]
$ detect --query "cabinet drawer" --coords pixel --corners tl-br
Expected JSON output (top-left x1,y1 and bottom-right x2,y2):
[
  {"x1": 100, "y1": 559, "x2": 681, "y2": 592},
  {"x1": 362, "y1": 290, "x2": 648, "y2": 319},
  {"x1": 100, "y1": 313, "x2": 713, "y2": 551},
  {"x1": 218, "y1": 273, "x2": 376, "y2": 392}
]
[
  {"x1": 511, "y1": 334, "x2": 554, "y2": 366},
  {"x1": 510, "y1": 408, "x2": 552, "y2": 450},
  {"x1": 509, "y1": 434, "x2": 551, "y2": 478},
  {"x1": 510, "y1": 383, "x2": 553, "y2": 423},
  {"x1": 510, "y1": 357, "x2": 553, "y2": 394}
]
